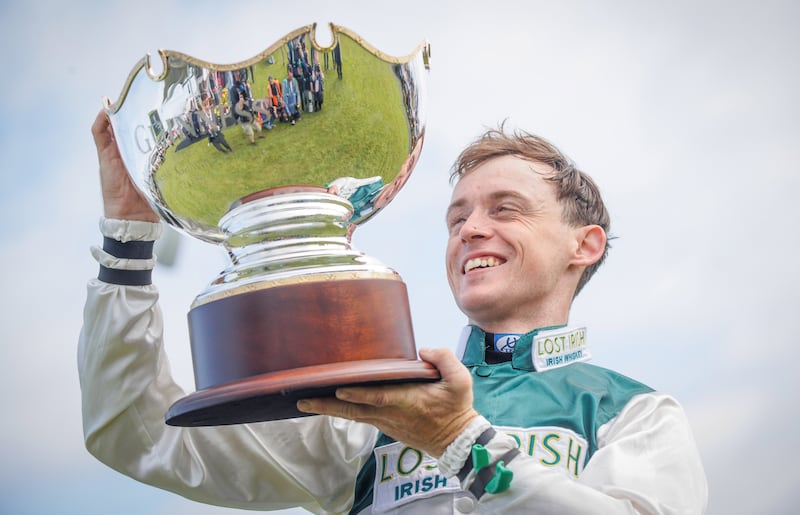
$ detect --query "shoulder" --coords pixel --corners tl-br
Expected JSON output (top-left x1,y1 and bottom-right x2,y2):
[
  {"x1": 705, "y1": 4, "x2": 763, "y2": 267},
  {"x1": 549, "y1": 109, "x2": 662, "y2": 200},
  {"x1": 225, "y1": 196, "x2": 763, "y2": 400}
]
[
  {"x1": 567, "y1": 363, "x2": 653, "y2": 397},
  {"x1": 561, "y1": 363, "x2": 655, "y2": 425},
  {"x1": 472, "y1": 362, "x2": 653, "y2": 428},
  {"x1": 597, "y1": 390, "x2": 695, "y2": 442}
]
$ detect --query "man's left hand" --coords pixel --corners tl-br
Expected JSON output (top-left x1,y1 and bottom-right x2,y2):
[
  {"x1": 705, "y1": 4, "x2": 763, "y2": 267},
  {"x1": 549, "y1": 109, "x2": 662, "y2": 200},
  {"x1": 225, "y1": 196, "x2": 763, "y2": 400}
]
[{"x1": 297, "y1": 348, "x2": 478, "y2": 457}]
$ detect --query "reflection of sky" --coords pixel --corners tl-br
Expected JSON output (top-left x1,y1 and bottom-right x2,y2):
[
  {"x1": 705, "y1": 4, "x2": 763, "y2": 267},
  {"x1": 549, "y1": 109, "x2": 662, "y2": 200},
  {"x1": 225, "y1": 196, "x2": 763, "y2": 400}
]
[
  {"x1": 161, "y1": 77, "x2": 193, "y2": 120},
  {"x1": 1, "y1": 1, "x2": 799, "y2": 514},
  {"x1": 109, "y1": 65, "x2": 170, "y2": 188}
]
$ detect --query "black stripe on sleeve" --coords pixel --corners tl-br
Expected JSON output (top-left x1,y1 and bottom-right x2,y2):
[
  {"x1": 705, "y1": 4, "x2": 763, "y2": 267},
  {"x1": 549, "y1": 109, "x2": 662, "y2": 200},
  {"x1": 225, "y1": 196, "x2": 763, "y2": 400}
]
[
  {"x1": 456, "y1": 427, "x2": 497, "y2": 482},
  {"x1": 98, "y1": 265, "x2": 153, "y2": 286},
  {"x1": 102, "y1": 237, "x2": 155, "y2": 259}
]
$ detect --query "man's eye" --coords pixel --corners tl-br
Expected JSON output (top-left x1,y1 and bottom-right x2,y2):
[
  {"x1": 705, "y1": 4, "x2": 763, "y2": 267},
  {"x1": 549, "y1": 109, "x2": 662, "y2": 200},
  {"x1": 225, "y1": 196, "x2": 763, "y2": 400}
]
[{"x1": 447, "y1": 217, "x2": 465, "y2": 231}]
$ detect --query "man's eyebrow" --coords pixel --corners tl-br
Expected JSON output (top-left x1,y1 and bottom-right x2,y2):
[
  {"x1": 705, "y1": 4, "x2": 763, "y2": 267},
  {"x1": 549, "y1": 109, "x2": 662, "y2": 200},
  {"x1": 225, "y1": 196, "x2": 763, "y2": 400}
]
[
  {"x1": 446, "y1": 198, "x2": 467, "y2": 217},
  {"x1": 488, "y1": 190, "x2": 531, "y2": 204}
]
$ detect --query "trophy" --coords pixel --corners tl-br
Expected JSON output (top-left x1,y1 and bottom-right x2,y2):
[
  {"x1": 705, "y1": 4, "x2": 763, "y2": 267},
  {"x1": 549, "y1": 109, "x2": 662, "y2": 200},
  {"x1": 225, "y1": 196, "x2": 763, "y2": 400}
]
[{"x1": 105, "y1": 23, "x2": 437, "y2": 426}]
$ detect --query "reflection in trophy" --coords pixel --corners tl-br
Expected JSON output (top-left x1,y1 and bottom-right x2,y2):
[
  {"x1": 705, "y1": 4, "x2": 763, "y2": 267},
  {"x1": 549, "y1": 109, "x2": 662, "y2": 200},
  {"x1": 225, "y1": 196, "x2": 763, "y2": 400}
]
[{"x1": 105, "y1": 23, "x2": 437, "y2": 426}]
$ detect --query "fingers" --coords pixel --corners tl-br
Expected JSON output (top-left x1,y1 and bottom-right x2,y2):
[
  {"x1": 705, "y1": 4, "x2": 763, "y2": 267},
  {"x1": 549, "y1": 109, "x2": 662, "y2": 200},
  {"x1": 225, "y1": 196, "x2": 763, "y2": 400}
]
[
  {"x1": 329, "y1": 350, "x2": 471, "y2": 410},
  {"x1": 295, "y1": 352, "x2": 478, "y2": 456},
  {"x1": 91, "y1": 109, "x2": 107, "y2": 139},
  {"x1": 353, "y1": 381, "x2": 428, "y2": 408},
  {"x1": 91, "y1": 109, "x2": 114, "y2": 150},
  {"x1": 298, "y1": 380, "x2": 426, "y2": 417},
  {"x1": 419, "y1": 348, "x2": 472, "y2": 391},
  {"x1": 91, "y1": 109, "x2": 160, "y2": 222},
  {"x1": 92, "y1": 109, "x2": 122, "y2": 169},
  {"x1": 419, "y1": 348, "x2": 458, "y2": 376},
  {"x1": 297, "y1": 397, "x2": 377, "y2": 422}
]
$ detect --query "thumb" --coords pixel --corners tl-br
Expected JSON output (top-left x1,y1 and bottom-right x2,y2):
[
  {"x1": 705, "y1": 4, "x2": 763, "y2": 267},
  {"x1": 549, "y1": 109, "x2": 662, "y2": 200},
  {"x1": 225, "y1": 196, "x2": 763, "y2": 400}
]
[{"x1": 419, "y1": 348, "x2": 468, "y2": 383}]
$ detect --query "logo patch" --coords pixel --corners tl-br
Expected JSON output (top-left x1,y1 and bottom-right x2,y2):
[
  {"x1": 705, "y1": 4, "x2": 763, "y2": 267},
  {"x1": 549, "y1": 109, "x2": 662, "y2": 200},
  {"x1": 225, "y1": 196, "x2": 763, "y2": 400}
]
[
  {"x1": 494, "y1": 333, "x2": 521, "y2": 352},
  {"x1": 533, "y1": 326, "x2": 591, "y2": 371},
  {"x1": 372, "y1": 442, "x2": 459, "y2": 512}
]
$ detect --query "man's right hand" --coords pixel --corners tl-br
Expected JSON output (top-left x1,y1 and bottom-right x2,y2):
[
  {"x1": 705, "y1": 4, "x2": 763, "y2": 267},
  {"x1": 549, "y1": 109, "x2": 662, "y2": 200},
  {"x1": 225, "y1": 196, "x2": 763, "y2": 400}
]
[{"x1": 91, "y1": 109, "x2": 160, "y2": 222}]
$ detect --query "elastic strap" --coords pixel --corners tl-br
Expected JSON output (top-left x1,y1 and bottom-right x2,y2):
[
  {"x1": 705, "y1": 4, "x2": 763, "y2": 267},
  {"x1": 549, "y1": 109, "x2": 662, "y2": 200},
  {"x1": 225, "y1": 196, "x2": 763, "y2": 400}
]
[
  {"x1": 457, "y1": 427, "x2": 497, "y2": 482},
  {"x1": 98, "y1": 237, "x2": 155, "y2": 285},
  {"x1": 98, "y1": 266, "x2": 153, "y2": 286},
  {"x1": 102, "y1": 237, "x2": 155, "y2": 259},
  {"x1": 468, "y1": 448, "x2": 520, "y2": 499}
]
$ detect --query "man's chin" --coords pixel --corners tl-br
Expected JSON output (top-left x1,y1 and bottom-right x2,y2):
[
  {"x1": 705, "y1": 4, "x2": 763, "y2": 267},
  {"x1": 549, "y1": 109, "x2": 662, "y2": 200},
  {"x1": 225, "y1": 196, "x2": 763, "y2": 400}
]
[{"x1": 457, "y1": 296, "x2": 503, "y2": 324}]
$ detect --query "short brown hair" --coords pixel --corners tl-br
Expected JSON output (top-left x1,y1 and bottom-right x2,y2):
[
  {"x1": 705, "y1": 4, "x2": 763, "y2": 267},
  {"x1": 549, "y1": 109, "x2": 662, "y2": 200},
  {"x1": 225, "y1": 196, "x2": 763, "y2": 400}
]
[{"x1": 450, "y1": 126, "x2": 611, "y2": 296}]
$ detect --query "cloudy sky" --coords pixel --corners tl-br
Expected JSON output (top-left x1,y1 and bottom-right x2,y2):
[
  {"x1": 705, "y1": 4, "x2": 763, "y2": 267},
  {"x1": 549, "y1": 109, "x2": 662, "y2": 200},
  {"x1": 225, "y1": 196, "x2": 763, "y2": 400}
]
[{"x1": 1, "y1": 1, "x2": 798, "y2": 514}]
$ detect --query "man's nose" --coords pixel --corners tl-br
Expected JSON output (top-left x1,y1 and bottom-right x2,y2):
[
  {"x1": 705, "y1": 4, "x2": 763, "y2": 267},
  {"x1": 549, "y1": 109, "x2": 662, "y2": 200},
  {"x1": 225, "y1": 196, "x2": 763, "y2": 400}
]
[{"x1": 459, "y1": 212, "x2": 491, "y2": 241}]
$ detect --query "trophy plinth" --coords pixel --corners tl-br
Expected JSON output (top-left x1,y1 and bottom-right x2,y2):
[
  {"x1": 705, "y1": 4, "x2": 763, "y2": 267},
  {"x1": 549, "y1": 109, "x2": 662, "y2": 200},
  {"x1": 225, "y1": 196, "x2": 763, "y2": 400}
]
[
  {"x1": 105, "y1": 23, "x2": 434, "y2": 426},
  {"x1": 169, "y1": 276, "x2": 433, "y2": 425}
]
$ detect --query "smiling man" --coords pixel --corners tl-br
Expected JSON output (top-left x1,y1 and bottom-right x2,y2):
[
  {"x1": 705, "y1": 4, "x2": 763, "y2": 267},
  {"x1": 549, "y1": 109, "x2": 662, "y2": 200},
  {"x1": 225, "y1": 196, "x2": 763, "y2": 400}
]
[
  {"x1": 80, "y1": 116, "x2": 707, "y2": 514},
  {"x1": 445, "y1": 153, "x2": 605, "y2": 333}
]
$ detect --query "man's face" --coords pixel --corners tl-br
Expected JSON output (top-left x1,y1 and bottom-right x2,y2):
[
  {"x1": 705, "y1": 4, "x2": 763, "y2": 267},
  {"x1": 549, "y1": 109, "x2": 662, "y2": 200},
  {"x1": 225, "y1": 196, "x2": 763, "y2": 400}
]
[{"x1": 445, "y1": 155, "x2": 581, "y2": 332}]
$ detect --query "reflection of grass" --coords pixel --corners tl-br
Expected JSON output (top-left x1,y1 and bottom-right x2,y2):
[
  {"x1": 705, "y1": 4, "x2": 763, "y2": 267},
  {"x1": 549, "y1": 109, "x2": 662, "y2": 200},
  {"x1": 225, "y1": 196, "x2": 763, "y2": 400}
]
[{"x1": 156, "y1": 34, "x2": 409, "y2": 227}]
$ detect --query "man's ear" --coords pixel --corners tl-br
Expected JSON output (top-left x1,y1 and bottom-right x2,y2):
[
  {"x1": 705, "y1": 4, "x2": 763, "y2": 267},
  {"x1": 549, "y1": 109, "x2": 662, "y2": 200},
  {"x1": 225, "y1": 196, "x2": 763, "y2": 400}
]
[{"x1": 571, "y1": 225, "x2": 606, "y2": 267}]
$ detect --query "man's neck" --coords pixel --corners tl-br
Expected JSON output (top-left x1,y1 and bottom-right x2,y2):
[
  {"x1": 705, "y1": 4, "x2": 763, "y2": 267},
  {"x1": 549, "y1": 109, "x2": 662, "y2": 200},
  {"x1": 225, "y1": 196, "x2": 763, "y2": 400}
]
[
  {"x1": 469, "y1": 315, "x2": 568, "y2": 335},
  {"x1": 465, "y1": 291, "x2": 574, "y2": 334}
]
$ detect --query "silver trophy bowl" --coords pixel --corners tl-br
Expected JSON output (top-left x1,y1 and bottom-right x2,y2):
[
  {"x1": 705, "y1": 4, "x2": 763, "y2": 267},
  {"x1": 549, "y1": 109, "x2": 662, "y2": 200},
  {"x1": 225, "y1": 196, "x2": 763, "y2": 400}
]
[{"x1": 105, "y1": 23, "x2": 436, "y2": 426}]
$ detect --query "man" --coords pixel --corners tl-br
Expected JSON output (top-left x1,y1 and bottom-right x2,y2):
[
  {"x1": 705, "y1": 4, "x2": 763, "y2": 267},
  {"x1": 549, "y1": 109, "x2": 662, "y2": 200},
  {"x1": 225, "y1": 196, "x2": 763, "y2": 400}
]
[
  {"x1": 282, "y1": 70, "x2": 302, "y2": 125},
  {"x1": 81, "y1": 111, "x2": 707, "y2": 514},
  {"x1": 267, "y1": 75, "x2": 287, "y2": 123},
  {"x1": 231, "y1": 79, "x2": 263, "y2": 145},
  {"x1": 200, "y1": 99, "x2": 233, "y2": 154}
]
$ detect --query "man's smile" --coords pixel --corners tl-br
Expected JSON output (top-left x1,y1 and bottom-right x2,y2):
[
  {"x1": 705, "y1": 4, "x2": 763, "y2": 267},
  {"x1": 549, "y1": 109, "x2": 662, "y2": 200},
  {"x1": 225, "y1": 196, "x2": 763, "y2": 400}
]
[{"x1": 463, "y1": 256, "x2": 506, "y2": 274}]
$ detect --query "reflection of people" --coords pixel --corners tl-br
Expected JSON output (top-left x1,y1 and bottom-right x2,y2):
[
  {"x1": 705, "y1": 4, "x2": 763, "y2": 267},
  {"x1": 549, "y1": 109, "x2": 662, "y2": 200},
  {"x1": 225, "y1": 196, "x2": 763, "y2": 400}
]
[
  {"x1": 219, "y1": 86, "x2": 230, "y2": 114},
  {"x1": 250, "y1": 98, "x2": 276, "y2": 130},
  {"x1": 234, "y1": 95, "x2": 262, "y2": 145},
  {"x1": 201, "y1": 103, "x2": 232, "y2": 154},
  {"x1": 311, "y1": 66, "x2": 324, "y2": 112},
  {"x1": 81, "y1": 116, "x2": 708, "y2": 514},
  {"x1": 282, "y1": 70, "x2": 302, "y2": 125},
  {"x1": 333, "y1": 40, "x2": 343, "y2": 79},
  {"x1": 231, "y1": 80, "x2": 263, "y2": 145},
  {"x1": 267, "y1": 75, "x2": 286, "y2": 123}
]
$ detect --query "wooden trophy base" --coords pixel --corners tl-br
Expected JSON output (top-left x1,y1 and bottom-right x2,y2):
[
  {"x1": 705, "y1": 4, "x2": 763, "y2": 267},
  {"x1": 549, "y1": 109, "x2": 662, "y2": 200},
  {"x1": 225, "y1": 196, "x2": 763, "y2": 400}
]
[{"x1": 166, "y1": 276, "x2": 439, "y2": 426}]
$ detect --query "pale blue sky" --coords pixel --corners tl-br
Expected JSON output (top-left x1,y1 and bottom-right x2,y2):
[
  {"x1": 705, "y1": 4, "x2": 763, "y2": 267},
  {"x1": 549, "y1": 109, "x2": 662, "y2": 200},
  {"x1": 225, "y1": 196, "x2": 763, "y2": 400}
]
[{"x1": 1, "y1": 1, "x2": 799, "y2": 514}]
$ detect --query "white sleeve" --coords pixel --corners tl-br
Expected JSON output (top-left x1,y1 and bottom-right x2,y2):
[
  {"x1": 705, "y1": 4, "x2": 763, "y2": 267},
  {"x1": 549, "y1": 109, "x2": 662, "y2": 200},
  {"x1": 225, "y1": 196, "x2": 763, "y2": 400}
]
[
  {"x1": 445, "y1": 393, "x2": 708, "y2": 514},
  {"x1": 78, "y1": 221, "x2": 379, "y2": 513}
]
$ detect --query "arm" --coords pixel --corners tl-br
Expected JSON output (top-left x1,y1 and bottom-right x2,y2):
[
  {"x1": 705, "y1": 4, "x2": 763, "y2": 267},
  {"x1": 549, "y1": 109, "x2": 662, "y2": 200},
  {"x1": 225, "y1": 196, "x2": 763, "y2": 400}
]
[
  {"x1": 79, "y1": 266, "x2": 378, "y2": 512},
  {"x1": 444, "y1": 393, "x2": 707, "y2": 514},
  {"x1": 79, "y1": 112, "x2": 379, "y2": 513},
  {"x1": 299, "y1": 352, "x2": 708, "y2": 514}
]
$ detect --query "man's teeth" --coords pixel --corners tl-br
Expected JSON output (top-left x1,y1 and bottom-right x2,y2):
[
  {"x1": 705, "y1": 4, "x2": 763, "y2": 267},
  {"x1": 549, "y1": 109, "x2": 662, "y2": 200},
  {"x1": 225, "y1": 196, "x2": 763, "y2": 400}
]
[{"x1": 464, "y1": 257, "x2": 501, "y2": 273}]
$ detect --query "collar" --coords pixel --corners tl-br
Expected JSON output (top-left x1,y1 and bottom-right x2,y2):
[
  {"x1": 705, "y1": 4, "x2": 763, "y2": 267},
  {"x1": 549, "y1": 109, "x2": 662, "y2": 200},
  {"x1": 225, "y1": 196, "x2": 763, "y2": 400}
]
[{"x1": 456, "y1": 324, "x2": 591, "y2": 372}]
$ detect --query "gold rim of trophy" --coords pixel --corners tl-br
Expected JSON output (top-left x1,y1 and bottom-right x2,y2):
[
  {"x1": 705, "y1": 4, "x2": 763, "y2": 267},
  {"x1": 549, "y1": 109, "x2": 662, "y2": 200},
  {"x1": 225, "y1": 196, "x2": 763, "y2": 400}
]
[
  {"x1": 192, "y1": 270, "x2": 403, "y2": 309},
  {"x1": 105, "y1": 22, "x2": 431, "y2": 114}
]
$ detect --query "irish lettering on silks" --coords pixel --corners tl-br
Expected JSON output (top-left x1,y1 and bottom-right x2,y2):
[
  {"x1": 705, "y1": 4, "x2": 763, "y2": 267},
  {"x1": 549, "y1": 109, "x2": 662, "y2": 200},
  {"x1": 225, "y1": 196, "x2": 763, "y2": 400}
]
[
  {"x1": 371, "y1": 442, "x2": 460, "y2": 511},
  {"x1": 370, "y1": 425, "x2": 589, "y2": 510},
  {"x1": 532, "y1": 326, "x2": 591, "y2": 372}
]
